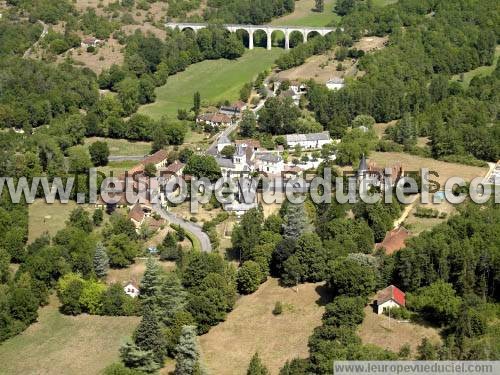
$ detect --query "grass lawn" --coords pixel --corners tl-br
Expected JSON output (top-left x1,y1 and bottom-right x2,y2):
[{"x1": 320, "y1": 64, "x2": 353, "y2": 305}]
[
  {"x1": 97, "y1": 160, "x2": 139, "y2": 177},
  {"x1": 0, "y1": 296, "x2": 139, "y2": 375},
  {"x1": 28, "y1": 200, "x2": 80, "y2": 242},
  {"x1": 199, "y1": 278, "x2": 327, "y2": 375},
  {"x1": 271, "y1": 0, "x2": 340, "y2": 27},
  {"x1": 84, "y1": 137, "x2": 151, "y2": 157},
  {"x1": 452, "y1": 45, "x2": 500, "y2": 87},
  {"x1": 107, "y1": 258, "x2": 176, "y2": 285},
  {"x1": 139, "y1": 48, "x2": 284, "y2": 120}
]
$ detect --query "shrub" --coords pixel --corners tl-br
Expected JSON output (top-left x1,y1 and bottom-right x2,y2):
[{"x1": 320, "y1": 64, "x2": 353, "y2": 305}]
[{"x1": 273, "y1": 301, "x2": 283, "y2": 315}]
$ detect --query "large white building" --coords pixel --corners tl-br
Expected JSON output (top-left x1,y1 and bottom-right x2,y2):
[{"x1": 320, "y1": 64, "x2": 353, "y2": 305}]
[
  {"x1": 286, "y1": 131, "x2": 332, "y2": 149},
  {"x1": 326, "y1": 77, "x2": 345, "y2": 91}
]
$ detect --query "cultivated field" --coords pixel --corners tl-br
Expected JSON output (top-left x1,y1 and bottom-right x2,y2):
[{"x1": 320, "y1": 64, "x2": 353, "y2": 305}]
[
  {"x1": 368, "y1": 152, "x2": 488, "y2": 186},
  {"x1": 403, "y1": 199, "x2": 457, "y2": 235},
  {"x1": 271, "y1": 0, "x2": 340, "y2": 27},
  {"x1": 139, "y1": 48, "x2": 284, "y2": 120},
  {"x1": 0, "y1": 296, "x2": 139, "y2": 375},
  {"x1": 199, "y1": 278, "x2": 327, "y2": 375},
  {"x1": 358, "y1": 302, "x2": 442, "y2": 357}
]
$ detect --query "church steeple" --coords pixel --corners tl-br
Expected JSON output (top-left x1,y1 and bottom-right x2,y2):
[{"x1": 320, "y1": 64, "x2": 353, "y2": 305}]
[{"x1": 358, "y1": 153, "x2": 368, "y2": 176}]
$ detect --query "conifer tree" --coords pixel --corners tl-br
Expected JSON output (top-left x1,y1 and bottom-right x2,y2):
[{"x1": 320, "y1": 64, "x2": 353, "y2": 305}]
[
  {"x1": 134, "y1": 305, "x2": 166, "y2": 364},
  {"x1": 93, "y1": 242, "x2": 109, "y2": 279},
  {"x1": 140, "y1": 257, "x2": 163, "y2": 306},
  {"x1": 247, "y1": 352, "x2": 269, "y2": 375},
  {"x1": 175, "y1": 325, "x2": 202, "y2": 375},
  {"x1": 120, "y1": 341, "x2": 160, "y2": 373},
  {"x1": 283, "y1": 202, "x2": 311, "y2": 238},
  {"x1": 157, "y1": 272, "x2": 187, "y2": 325}
]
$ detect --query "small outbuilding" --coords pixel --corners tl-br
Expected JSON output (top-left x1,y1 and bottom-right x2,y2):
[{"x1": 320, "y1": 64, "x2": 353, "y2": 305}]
[
  {"x1": 124, "y1": 282, "x2": 140, "y2": 298},
  {"x1": 376, "y1": 285, "x2": 406, "y2": 315}
]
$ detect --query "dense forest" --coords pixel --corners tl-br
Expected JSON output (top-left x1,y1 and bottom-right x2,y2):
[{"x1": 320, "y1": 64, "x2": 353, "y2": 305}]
[{"x1": 306, "y1": 0, "x2": 500, "y2": 163}]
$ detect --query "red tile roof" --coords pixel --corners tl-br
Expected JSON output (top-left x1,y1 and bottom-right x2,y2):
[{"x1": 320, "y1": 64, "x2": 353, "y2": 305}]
[
  {"x1": 377, "y1": 285, "x2": 406, "y2": 307},
  {"x1": 376, "y1": 227, "x2": 411, "y2": 255},
  {"x1": 128, "y1": 203, "x2": 145, "y2": 223},
  {"x1": 198, "y1": 113, "x2": 232, "y2": 124},
  {"x1": 165, "y1": 160, "x2": 185, "y2": 174},
  {"x1": 141, "y1": 149, "x2": 169, "y2": 166}
]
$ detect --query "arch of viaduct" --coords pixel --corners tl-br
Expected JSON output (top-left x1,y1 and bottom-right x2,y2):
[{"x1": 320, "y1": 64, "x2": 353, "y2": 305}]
[{"x1": 165, "y1": 22, "x2": 340, "y2": 50}]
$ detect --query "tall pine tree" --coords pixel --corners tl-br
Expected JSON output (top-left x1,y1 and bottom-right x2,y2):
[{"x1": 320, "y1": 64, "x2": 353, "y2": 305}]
[
  {"x1": 247, "y1": 352, "x2": 269, "y2": 375},
  {"x1": 120, "y1": 341, "x2": 160, "y2": 373},
  {"x1": 157, "y1": 272, "x2": 187, "y2": 325},
  {"x1": 175, "y1": 325, "x2": 202, "y2": 375},
  {"x1": 140, "y1": 257, "x2": 163, "y2": 306},
  {"x1": 93, "y1": 242, "x2": 109, "y2": 279},
  {"x1": 283, "y1": 202, "x2": 311, "y2": 238},
  {"x1": 134, "y1": 305, "x2": 166, "y2": 364}
]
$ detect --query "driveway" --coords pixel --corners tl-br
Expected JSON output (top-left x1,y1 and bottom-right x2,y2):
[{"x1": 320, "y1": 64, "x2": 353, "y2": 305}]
[{"x1": 152, "y1": 205, "x2": 212, "y2": 252}]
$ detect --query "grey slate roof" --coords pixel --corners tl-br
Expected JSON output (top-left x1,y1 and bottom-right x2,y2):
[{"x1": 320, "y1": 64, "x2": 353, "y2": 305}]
[
  {"x1": 257, "y1": 153, "x2": 283, "y2": 163},
  {"x1": 285, "y1": 131, "x2": 331, "y2": 143},
  {"x1": 216, "y1": 157, "x2": 235, "y2": 169}
]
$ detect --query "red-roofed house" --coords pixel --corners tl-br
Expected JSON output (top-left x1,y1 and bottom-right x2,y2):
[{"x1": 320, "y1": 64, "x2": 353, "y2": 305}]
[
  {"x1": 375, "y1": 226, "x2": 411, "y2": 255},
  {"x1": 376, "y1": 285, "x2": 406, "y2": 315},
  {"x1": 196, "y1": 113, "x2": 233, "y2": 127}
]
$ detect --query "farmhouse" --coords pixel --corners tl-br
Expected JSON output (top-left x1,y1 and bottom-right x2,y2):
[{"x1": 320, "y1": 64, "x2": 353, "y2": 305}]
[
  {"x1": 124, "y1": 282, "x2": 140, "y2": 298},
  {"x1": 326, "y1": 77, "x2": 345, "y2": 90},
  {"x1": 141, "y1": 149, "x2": 169, "y2": 170},
  {"x1": 286, "y1": 131, "x2": 332, "y2": 149},
  {"x1": 196, "y1": 113, "x2": 233, "y2": 127},
  {"x1": 376, "y1": 285, "x2": 406, "y2": 315},
  {"x1": 81, "y1": 37, "x2": 102, "y2": 49},
  {"x1": 219, "y1": 100, "x2": 247, "y2": 117},
  {"x1": 161, "y1": 160, "x2": 185, "y2": 178}
]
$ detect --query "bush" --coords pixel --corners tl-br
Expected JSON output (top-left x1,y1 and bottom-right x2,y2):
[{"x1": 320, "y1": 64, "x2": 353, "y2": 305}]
[
  {"x1": 273, "y1": 301, "x2": 283, "y2": 315},
  {"x1": 383, "y1": 307, "x2": 412, "y2": 320},
  {"x1": 237, "y1": 261, "x2": 263, "y2": 294}
]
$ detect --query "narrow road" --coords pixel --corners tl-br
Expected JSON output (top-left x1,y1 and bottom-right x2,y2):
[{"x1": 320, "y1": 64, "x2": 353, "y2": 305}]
[
  {"x1": 152, "y1": 204, "x2": 212, "y2": 252},
  {"x1": 206, "y1": 76, "x2": 274, "y2": 154},
  {"x1": 23, "y1": 21, "x2": 48, "y2": 59},
  {"x1": 108, "y1": 155, "x2": 146, "y2": 162}
]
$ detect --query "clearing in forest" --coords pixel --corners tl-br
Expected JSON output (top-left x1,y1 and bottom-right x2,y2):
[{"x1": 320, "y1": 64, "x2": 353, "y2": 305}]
[{"x1": 199, "y1": 278, "x2": 327, "y2": 375}]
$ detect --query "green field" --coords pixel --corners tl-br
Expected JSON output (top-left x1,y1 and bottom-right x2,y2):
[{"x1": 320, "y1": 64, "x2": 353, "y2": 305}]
[
  {"x1": 84, "y1": 137, "x2": 151, "y2": 157},
  {"x1": 452, "y1": 45, "x2": 500, "y2": 87},
  {"x1": 271, "y1": 0, "x2": 340, "y2": 27},
  {"x1": 0, "y1": 296, "x2": 139, "y2": 375},
  {"x1": 139, "y1": 48, "x2": 284, "y2": 120}
]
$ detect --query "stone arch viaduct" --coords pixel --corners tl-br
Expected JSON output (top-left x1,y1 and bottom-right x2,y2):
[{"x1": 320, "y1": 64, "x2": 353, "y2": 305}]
[{"x1": 165, "y1": 22, "x2": 341, "y2": 50}]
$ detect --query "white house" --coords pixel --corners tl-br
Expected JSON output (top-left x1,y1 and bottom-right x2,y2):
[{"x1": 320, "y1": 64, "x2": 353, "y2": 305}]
[
  {"x1": 326, "y1": 77, "x2": 345, "y2": 91},
  {"x1": 124, "y1": 282, "x2": 140, "y2": 298},
  {"x1": 286, "y1": 131, "x2": 332, "y2": 149},
  {"x1": 216, "y1": 134, "x2": 232, "y2": 153},
  {"x1": 376, "y1": 285, "x2": 406, "y2": 315},
  {"x1": 256, "y1": 153, "x2": 284, "y2": 176}
]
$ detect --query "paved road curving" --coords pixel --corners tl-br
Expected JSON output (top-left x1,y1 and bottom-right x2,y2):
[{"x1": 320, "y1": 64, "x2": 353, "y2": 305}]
[{"x1": 152, "y1": 205, "x2": 212, "y2": 252}]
